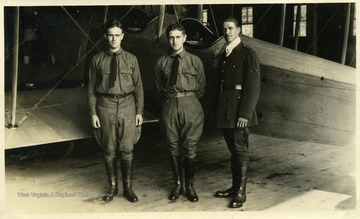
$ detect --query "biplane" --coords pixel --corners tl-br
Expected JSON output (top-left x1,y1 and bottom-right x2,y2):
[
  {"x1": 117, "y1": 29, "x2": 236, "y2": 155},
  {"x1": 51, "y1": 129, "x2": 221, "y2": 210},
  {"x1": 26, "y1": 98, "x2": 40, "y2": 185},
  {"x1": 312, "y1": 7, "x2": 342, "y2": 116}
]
[{"x1": 4, "y1": 5, "x2": 356, "y2": 155}]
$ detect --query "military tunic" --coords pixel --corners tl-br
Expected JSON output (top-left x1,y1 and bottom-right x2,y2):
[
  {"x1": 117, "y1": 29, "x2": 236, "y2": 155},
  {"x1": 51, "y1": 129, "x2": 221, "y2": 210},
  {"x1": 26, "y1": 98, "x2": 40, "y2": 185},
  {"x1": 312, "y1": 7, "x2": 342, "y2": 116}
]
[
  {"x1": 216, "y1": 42, "x2": 260, "y2": 129},
  {"x1": 154, "y1": 49, "x2": 205, "y2": 158},
  {"x1": 88, "y1": 48, "x2": 144, "y2": 161},
  {"x1": 216, "y1": 40, "x2": 260, "y2": 171}
]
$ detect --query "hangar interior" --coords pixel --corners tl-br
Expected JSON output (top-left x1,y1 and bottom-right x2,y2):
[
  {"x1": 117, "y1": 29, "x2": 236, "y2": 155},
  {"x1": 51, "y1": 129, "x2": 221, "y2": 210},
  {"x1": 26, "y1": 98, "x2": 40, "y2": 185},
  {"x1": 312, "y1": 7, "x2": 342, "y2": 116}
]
[{"x1": 3, "y1": 3, "x2": 357, "y2": 216}]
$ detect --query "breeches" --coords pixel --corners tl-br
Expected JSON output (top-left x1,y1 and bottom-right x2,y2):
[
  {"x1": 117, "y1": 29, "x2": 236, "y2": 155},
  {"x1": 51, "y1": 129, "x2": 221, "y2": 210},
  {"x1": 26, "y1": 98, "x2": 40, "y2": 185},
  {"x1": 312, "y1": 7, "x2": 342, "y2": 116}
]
[
  {"x1": 222, "y1": 128, "x2": 250, "y2": 168},
  {"x1": 160, "y1": 96, "x2": 204, "y2": 159},
  {"x1": 94, "y1": 95, "x2": 137, "y2": 161}
]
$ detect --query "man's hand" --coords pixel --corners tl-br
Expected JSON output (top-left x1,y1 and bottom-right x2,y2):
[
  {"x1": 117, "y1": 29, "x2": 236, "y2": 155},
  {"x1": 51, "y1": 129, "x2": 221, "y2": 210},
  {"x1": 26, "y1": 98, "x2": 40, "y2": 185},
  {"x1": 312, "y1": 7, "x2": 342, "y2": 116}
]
[
  {"x1": 236, "y1": 117, "x2": 248, "y2": 129},
  {"x1": 135, "y1": 114, "x2": 143, "y2": 127},
  {"x1": 91, "y1": 115, "x2": 101, "y2": 128}
]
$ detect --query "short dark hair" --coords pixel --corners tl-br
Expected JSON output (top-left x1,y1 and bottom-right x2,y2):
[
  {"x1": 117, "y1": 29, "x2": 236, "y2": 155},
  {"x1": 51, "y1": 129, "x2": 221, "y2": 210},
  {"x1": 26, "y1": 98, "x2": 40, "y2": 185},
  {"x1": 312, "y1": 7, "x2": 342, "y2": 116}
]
[
  {"x1": 103, "y1": 19, "x2": 123, "y2": 33},
  {"x1": 166, "y1": 23, "x2": 186, "y2": 38},
  {"x1": 223, "y1": 17, "x2": 240, "y2": 28}
]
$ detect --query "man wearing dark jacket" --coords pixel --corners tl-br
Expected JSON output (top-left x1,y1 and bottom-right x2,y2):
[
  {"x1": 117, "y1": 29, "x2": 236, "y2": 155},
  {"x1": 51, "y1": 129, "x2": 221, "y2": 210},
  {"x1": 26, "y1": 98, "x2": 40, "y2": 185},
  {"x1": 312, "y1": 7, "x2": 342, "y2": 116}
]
[{"x1": 214, "y1": 17, "x2": 260, "y2": 208}]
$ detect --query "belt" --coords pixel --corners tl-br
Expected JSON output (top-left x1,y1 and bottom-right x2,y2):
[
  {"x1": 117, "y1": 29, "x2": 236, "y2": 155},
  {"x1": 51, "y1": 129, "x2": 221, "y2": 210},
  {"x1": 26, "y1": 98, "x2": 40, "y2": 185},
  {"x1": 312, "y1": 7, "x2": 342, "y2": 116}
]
[
  {"x1": 165, "y1": 91, "x2": 196, "y2": 98},
  {"x1": 221, "y1": 84, "x2": 242, "y2": 91},
  {"x1": 99, "y1": 92, "x2": 133, "y2": 99}
]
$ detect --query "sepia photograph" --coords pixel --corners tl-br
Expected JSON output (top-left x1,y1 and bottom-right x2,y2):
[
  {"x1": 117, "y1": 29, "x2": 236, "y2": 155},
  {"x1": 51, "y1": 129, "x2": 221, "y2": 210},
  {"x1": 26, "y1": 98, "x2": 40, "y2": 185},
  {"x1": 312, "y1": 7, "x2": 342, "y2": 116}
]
[{"x1": 1, "y1": 0, "x2": 358, "y2": 218}]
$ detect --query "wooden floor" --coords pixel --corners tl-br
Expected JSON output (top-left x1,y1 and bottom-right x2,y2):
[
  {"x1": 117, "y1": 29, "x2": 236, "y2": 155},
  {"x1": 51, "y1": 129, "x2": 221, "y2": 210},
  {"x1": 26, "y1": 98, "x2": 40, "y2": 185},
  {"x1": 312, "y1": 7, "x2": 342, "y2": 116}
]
[{"x1": 3, "y1": 124, "x2": 358, "y2": 219}]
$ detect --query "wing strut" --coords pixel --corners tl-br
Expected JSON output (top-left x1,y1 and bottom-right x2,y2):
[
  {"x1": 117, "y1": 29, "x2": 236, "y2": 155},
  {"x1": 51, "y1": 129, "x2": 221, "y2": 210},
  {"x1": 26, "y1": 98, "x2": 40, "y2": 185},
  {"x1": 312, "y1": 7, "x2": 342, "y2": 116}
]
[
  {"x1": 209, "y1": 5, "x2": 219, "y2": 37},
  {"x1": 341, "y1": 3, "x2": 351, "y2": 65},
  {"x1": 197, "y1": 5, "x2": 203, "y2": 22},
  {"x1": 103, "y1": 6, "x2": 108, "y2": 24},
  {"x1": 9, "y1": 7, "x2": 20, "y2": 129},
  {"x1": 278, "y1": 4, "x2": 286, "y2": 46},
  {"x1": 61, "y1": 6, "x2": 101, "y2": 52},
  {"x1": 158, "y1": 5, "x2": 165, "y2": 39}
]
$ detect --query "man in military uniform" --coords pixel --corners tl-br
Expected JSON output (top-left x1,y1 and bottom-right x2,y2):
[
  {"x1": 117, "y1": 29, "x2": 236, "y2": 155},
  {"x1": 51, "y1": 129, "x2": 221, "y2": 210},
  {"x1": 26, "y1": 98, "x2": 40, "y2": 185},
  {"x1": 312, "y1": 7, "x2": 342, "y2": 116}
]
[
  {"x1": 88, "y1": 19, "x2": 144, "y2": 203},
  {"x1": 154, "y1": 23, "x2": 205, "y2": 202},
  {"x1": 214, "y1": 17, "x2": 260, "y2": 208}
]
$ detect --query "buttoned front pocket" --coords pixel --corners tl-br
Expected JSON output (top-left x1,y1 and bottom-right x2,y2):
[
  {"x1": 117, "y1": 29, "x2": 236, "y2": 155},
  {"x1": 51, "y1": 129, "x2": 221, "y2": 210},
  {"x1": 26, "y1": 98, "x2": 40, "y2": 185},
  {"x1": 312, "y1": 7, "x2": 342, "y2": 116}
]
[
  {"x1": 182, "y1": 68, "x2": 198, "y2": 89},
  {"x1": 119, "y1": 68, "x2": 133, "y2": 91}
]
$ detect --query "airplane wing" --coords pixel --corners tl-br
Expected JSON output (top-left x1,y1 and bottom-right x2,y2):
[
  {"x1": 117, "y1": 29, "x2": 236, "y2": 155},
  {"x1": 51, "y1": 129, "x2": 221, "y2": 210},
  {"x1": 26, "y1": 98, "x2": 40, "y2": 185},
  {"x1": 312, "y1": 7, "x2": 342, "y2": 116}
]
[{"x1": 4, "y1": 87, "x2": 158, "y2": 150}]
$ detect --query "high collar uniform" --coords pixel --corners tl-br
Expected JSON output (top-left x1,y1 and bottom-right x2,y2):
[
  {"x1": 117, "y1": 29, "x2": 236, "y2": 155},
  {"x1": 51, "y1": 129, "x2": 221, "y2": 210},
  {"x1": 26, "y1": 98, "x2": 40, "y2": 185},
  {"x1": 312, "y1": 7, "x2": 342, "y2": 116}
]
[
  {"x1": 216, "y1": 42, "x2": 260, "y2": 128},
  {"x1": 214, "y1": 39, "x2": 260, "y2": 209}
]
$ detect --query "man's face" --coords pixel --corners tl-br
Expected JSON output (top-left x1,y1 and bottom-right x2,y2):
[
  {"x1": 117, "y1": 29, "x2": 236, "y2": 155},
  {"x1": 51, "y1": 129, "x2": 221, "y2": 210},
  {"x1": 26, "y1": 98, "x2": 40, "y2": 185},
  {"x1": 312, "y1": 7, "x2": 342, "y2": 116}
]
[
  {"x1": 105, "y1": 26, "x2": 124, "y2": 51},
  {"x1": 168, "y1": 29, "x2": 186, "y2": 53},
  {"x1": 223, "y1": 21, "x2": 240, "y2": 43}
]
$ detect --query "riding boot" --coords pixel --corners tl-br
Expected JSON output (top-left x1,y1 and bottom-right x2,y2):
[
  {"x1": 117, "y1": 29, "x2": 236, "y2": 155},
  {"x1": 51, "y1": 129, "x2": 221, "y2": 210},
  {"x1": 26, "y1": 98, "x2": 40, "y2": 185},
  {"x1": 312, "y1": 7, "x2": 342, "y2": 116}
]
[
  {"x1": 168, "y1": 156, "x2": 184, "y2": 200},
  {"x1": 120, "y1": 159, "x2": 138, "y2": 203},
  {"x1": 184, "y1": 157, "x2": 199, "y2": 202},
  {"x1": 179, "y1": 156, "x2": 185, "y2": 194},
  {"x1": 229, "y1": 165, "x2": 248, "y2": 208},
  {"x1": 214, "y1": 158, "x2": 240, "y2": 198},
  {"x1": 103, "y1": 159, "x2": 119, "y2": 202}
]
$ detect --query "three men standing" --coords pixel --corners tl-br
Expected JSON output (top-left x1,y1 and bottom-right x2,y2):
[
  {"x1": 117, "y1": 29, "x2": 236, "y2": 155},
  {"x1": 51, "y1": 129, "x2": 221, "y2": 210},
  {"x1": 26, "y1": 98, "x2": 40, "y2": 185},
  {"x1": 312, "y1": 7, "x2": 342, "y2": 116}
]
[
  {"x1": 214, "y1": 17, "x2": 260, "y2": 208},
  {"x1": 154, "y1": 23, "x2": 206, "y2": 202},
  {"x1": 88, "y1": 16, "x2": 259, "y2": 209},
  {"x1": 88, "y1": 19, "x2": 144, "y2": 203}
]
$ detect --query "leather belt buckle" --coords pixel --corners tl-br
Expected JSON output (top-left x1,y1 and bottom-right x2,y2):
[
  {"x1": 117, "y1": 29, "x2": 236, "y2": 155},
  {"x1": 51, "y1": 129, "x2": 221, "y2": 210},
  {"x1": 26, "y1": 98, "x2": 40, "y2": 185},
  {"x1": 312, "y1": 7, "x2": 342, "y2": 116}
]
[
  {"x1": 234, "y1": 85, "x2": 242, "y2": 90},
  {"x1": 100, "y1": 92, "x2": 133, "y2": 99},
  {"x1": 165, "y1": 92, "x2": 195, "y2": 98},
  {"x1": 221, "y1": 84, "x2": 242, "y2": 91}
]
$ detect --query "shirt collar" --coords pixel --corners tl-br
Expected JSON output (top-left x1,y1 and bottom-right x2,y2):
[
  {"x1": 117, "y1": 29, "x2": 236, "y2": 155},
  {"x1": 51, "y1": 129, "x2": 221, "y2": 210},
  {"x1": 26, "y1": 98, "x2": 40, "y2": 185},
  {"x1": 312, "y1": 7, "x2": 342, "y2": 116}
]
[
  {"x1": 106, "y1": 47, "x2": 123, "y2": 56},
  {"x1": 225, "y1": 37, "x2": 241, "y2": 56},
  {"x1": 170, "y1": 48, "x2": 185, "y2": 59}
]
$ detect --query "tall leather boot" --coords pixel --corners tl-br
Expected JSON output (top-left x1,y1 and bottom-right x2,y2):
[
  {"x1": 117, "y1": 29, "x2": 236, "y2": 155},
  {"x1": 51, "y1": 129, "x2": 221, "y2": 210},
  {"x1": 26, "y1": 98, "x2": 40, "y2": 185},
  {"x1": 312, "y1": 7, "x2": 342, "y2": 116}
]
[
  {"x1": 120, "y1": 159, "x2": 138, "y2": 203},
  {"x1": 184, "y1": 157, "x2": 199, "y2": 202},
  {"x1": 229, "y1": 165, "x2": 248, "y2": 208},
  {"x1": 103, "y1": 159, "x2": 119, "y2": 202},
  {"x1": 168, "y1": 156, "x2": 184, "y2": 200},
  {"x1": 214, "y1": 158, "x2": 240, "y2": 198}
]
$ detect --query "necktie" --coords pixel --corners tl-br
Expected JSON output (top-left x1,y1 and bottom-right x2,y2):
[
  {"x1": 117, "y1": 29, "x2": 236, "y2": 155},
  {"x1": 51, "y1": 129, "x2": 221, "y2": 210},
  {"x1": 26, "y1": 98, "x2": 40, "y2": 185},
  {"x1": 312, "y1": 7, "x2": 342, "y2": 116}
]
[
  {"x1": 109, "y1": 53, "x2": 117, "y2": 88},
  {"x1": 169, "y1": 54, "x2": 179, "y2": 86}
]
